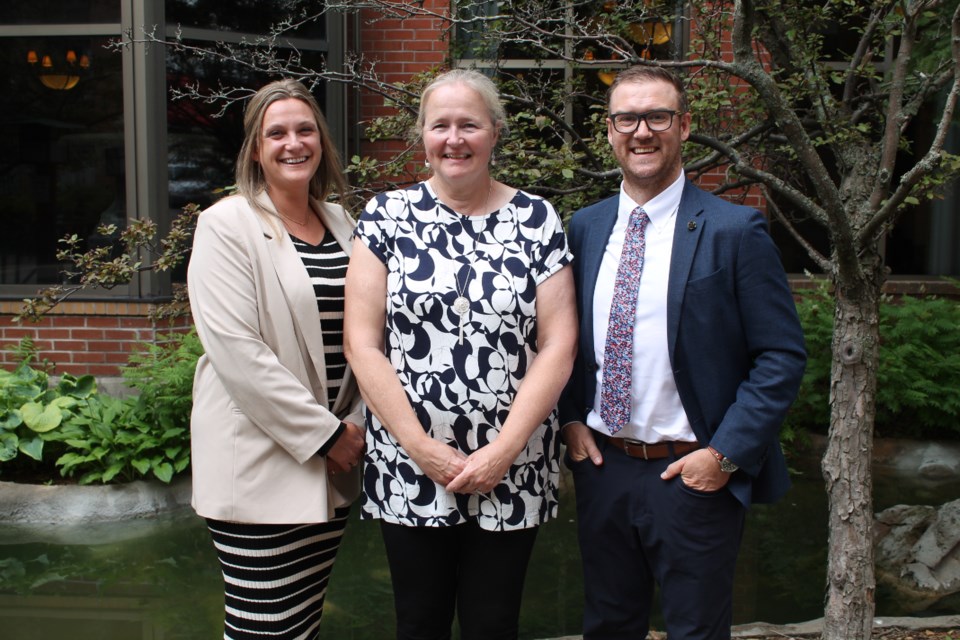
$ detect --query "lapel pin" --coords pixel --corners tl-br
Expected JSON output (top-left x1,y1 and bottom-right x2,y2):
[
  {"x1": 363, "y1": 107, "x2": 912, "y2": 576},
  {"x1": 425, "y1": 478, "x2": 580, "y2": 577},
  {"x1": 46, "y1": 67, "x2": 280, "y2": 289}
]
[{"x1": 687, "y1": 220, "x2": 697, "y2": 231}]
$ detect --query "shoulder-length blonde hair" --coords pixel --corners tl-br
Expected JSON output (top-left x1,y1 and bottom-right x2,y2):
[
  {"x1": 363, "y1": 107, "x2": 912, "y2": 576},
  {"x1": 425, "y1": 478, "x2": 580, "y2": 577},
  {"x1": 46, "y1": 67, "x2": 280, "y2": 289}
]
[{"x1": 234, "y1": 79, "x2": 347, "y2": 208}]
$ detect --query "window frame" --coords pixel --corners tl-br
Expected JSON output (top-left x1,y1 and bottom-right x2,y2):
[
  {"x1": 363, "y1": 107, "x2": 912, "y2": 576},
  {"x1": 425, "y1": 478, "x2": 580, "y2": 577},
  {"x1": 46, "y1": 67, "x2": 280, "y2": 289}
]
[{"x1": 0, "y1": 0, "x2": 345, "y2": 302}]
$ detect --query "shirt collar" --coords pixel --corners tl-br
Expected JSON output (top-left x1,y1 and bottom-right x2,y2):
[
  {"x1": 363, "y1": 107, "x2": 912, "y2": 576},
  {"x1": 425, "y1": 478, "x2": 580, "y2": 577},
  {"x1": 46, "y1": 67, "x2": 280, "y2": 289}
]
[{"x1": 617, "y1": 171, "x2": 685, "y2": 230}]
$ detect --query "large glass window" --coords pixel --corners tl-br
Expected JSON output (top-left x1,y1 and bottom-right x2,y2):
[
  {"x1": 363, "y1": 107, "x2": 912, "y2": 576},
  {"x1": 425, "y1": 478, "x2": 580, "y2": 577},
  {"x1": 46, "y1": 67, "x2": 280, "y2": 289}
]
[
  {"x1": 0, "y1": 1, "x2": 119, "y2": 24},
  {"x1": 0, "y1": 0, "x2": 343, "y2": 295},
  {"x1": 166, "y1": 0, "x2": 326, "y2": 39},
  {"x1": 0, "y1": 34, "x2": 124, "y2": 285}
]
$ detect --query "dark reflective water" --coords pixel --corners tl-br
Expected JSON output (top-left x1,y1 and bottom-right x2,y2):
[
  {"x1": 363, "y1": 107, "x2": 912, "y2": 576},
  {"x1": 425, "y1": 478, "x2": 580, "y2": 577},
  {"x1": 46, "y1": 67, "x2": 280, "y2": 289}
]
[{"x1": 1, "y1": 452, "x2": 957, "y2": 639}]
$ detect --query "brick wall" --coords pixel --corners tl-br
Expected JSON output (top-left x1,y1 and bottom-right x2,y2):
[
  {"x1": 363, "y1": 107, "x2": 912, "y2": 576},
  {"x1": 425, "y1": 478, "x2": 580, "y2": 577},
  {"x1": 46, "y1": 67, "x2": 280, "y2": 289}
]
[
  {"x1": 355, "y1": 0, "x2": 450, "y2": 170},
  {"x1": 0, "y1": 301, "x2": 192, "y2": 378}
]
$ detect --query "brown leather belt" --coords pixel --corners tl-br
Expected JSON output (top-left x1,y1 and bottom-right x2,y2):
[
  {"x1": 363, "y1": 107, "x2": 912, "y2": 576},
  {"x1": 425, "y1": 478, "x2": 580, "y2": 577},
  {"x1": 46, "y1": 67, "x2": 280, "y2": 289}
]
[{"x1": 602, "y1": 436, "x2": 701, "y2": 460}]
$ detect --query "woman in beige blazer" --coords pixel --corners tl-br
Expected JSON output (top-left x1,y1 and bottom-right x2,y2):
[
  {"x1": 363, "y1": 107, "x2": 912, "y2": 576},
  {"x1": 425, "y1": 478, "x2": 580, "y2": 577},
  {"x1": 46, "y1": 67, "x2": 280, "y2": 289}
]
[{"x1": 187, "y1": 79, "x2": 364, "y2": 640}]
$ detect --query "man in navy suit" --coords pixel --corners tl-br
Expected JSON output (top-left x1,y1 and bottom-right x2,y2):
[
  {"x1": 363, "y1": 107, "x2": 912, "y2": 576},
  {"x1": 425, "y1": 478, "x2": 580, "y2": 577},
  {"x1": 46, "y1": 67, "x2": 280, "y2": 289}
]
[{"x1": 560, "y1": 66, "x2": 807, "y2": 640}]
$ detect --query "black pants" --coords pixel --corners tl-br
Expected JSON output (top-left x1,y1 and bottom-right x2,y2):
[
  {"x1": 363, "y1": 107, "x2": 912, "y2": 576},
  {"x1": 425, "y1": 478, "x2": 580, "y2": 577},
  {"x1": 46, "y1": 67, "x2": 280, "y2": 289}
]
[
  {"x1": 380, "y1": 520, "x2": 539, "y2": 640},
  {"x1": 569, "y1": 435, "x2": 745, "y2": 640}
]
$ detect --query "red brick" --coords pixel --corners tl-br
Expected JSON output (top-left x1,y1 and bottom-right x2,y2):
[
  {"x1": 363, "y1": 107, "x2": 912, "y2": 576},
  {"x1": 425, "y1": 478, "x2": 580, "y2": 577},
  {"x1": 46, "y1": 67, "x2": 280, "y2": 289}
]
[
  {"x1": 402, "y1": 40, "x2": 437, "y2": 51},
  {"x1": 72, "y1": 351, "x2": 107, "y2": 364},
  {"x1": 1, "y1": 328, "x2": 37, "y2": 340},
  {"x1": 82, "y1": 316, "x2": 122, "y2": 328},
  {"x1": 94, "y1": 340, "x2": 134, "y2": 353},
  {"x1": 119, "y1": 317, "x2": 152, "y2": 329},
  {"x1": 413, "y1": 51, "x2": 447, "y2": 64},
  {"x1": 104, "y1": 329, "x2": 140, "y2": 340},
  {"x1": 82, "y1": 364, "x2": 122, "y2": 377},
  {"x1": 53, "y1": 340, "x2": 87, "y2": 352},
  {"x1": 71, "y1": 329, "x2": 106, "y2": 340}
]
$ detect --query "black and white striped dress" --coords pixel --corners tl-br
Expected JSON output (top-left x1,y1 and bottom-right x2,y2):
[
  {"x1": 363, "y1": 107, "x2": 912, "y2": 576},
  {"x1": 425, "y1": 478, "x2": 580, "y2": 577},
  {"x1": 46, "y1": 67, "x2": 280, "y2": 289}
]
[{"x1": 206, "y1": 231, "x2": 350, "y2": 640}]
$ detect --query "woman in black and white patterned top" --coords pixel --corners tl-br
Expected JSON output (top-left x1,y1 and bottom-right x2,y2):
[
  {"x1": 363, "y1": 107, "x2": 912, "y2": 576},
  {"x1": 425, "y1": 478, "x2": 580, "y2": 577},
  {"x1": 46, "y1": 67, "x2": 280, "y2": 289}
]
[{"x1": 344, "y1": 70, "x2": 577, "y2": 640}]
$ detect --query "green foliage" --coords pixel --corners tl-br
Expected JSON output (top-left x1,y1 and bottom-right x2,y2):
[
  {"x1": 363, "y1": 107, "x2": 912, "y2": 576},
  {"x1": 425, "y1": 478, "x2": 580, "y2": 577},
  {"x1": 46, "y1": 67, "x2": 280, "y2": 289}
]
[
  {"x1": 0, "y1": 330, "x2": 202, "y2": 485},
  {"x1": 122, "y1": 329, "x2": 204, "y2": 437},
  {"x1": 0, "y1": 345, "x2": 97, "y2": 472},
  {"x1": 52, "y1": 393, "x2": 189, "y2": 484},
  {"x1": 788, "y1": 281, "x2": 960, "y2": 439},
  {"x1": 16, "y1": 203, "x2": 200, "y2": 324}
]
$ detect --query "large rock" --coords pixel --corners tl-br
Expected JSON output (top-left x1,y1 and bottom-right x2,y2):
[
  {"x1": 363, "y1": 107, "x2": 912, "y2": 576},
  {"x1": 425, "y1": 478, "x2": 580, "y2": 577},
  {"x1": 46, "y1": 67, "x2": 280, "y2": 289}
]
[{"x1": 875, "y1": 498, "x2": 960, "y2": 611}]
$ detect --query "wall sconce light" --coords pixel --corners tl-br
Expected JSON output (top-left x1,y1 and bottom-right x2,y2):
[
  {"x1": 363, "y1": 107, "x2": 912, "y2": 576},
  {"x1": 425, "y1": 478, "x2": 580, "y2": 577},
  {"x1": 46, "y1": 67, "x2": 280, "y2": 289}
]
[{"x1": 26, "y1": 47, "x2": 90, "y2": 90}]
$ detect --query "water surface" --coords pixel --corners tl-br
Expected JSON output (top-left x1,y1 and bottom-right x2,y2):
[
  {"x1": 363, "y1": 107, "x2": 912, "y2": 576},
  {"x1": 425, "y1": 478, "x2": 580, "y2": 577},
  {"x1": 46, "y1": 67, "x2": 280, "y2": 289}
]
[{"x1": 1, "y1": 452, "x2": 956, "y2": 639}]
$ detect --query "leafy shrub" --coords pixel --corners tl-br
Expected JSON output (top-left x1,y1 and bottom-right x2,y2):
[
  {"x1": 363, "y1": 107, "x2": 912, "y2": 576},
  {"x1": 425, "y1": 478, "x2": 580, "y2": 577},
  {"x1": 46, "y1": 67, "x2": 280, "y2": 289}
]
[
  {"x1": 53, "y1": 393, "x2": 188, "y2": 484},
  {"x1": 0, "y1": 330, "x2": 202, "y2": 484},
  {"x1": 122, "y1": 329, "x2": 202, "y2": 440},
  {"x1": 0, "y1": 357, "x2": 96, "y2": 474},
  {"x1": 788, "y1": 281, "x2": 960, "y2": 439}
]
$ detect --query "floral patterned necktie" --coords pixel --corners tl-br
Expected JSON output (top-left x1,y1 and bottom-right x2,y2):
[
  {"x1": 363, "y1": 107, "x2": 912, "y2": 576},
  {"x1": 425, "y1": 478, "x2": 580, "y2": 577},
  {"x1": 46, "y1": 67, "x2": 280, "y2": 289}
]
[{"x1": 600, "y1": 207, "x2": 649, "y2": 434}]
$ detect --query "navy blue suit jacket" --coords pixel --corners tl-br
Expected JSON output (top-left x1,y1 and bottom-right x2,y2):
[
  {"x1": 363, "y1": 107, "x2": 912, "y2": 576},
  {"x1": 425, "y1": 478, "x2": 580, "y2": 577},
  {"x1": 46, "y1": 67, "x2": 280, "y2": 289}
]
[{"x1": 560, "y1": 181, "x2": 807, "y2": 506}]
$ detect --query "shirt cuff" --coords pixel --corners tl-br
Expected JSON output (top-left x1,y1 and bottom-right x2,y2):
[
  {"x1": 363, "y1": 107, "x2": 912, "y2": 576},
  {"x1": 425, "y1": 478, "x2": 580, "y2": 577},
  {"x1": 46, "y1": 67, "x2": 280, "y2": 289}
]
[{"x1": 315, "y1": 422, "x2": 347, "y2": 457}]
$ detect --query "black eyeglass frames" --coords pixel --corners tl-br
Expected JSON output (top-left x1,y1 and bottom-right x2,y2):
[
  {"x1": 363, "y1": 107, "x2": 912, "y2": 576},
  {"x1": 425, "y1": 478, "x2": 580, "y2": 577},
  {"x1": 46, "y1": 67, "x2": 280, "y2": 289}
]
[{"x1": 609, "y1": 110, "x2": 681, "y2": 134}]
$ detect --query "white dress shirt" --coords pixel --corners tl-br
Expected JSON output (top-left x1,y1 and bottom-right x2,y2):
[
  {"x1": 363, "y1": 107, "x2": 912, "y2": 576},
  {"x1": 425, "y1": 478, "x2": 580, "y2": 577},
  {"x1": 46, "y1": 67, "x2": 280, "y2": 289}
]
[{"x1": 586, "y1": 172, "x2": 696, "y2": 443}]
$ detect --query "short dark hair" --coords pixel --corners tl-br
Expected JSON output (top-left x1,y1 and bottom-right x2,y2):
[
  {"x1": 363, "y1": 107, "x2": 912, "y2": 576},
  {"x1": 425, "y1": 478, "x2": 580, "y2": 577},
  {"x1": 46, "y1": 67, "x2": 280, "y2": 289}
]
[{"x1": 607, "y1": 66, "x2": 688, "y2": 114}]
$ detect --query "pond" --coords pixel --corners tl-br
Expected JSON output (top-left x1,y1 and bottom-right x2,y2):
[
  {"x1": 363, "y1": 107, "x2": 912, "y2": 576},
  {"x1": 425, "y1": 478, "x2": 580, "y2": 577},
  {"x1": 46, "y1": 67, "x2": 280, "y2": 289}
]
[{"x1": 0, "y1": 450, "x2": 957, "y2": 640}]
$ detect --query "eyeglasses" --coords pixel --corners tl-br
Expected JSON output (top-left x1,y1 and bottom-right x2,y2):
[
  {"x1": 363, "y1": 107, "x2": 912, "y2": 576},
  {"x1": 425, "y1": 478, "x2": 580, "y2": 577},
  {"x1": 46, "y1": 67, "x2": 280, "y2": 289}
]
[{"x1": 609, "y1": 110, "x2": 681, "y2": 134}]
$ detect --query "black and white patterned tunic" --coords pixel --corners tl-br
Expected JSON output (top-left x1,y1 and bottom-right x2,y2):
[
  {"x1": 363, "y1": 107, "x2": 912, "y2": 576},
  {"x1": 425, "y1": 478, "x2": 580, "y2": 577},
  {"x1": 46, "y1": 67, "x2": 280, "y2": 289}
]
[{"x1": 354, "y1": 181, "x2": 573, "y2": 531}]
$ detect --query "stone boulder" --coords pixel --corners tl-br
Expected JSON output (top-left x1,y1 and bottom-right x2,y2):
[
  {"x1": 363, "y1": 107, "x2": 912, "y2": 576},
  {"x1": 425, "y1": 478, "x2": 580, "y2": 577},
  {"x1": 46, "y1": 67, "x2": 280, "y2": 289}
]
[{"x1": 875, "y1": 499, "x2": 960, "y2": 611}]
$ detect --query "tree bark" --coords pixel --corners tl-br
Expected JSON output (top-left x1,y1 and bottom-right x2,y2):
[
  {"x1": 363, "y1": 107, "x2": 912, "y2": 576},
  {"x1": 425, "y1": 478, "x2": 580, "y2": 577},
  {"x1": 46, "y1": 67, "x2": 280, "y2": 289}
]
[{"x1": 821, "y1": 277, "x2": 881, "y2": 640}]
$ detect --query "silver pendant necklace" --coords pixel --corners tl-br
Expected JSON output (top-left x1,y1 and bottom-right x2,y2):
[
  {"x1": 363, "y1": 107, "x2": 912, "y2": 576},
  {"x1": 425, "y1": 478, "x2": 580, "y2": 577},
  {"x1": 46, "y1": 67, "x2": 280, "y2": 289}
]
[
  {"x1": 453, "y1": 264, "x2": 474, "y2": 345},
  {"x1": 440, "y1": 178, "x2": 494, "y2": 346}
]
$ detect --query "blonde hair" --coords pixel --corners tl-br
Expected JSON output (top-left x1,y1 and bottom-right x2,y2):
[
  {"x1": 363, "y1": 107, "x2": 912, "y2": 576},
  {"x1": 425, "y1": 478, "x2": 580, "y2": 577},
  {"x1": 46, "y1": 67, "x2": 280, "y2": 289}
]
[
  {"x1": 415, "y1": 69, "x2": 509, "y2": 138},
  {"x1": 234, "y1": 79, "x2": 347, "y2": 208}
]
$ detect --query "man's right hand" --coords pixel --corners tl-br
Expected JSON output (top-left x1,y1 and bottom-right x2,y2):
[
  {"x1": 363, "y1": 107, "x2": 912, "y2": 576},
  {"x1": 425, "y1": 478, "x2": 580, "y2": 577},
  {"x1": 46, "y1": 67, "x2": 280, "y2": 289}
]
[{"x1": 562, "y1": 422, "x2": 604, "y2": 466}]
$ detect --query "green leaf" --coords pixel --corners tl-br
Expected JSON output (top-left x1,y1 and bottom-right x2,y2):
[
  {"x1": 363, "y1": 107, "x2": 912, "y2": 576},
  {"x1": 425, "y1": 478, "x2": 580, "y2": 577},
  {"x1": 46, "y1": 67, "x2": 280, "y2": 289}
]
[
  {"x1": 49, "y1": 396, "x2": 79, "y2": 411},
  {"x1": 89, "y1": 420, "x2": 114, "y2": 441},
  {"x1": 102, "y1": 463, "x2": 125, "y2": 483},
  {"x1": 152, "y1": 462, "x2": 174, "y2": 483},
  {"x1": 21, "y1": 403, "x2": 63, "y2": 433},
  {"x1": 78, "y1": 471, "x2": 103, "y2": 485},
  {"x1": 131, "y1": 458, "x2": 151, "y2": 474},
  {"x1": 18, "y1": 436, "x2": 44, "y2": 461},
  {"x1": 0, "y1": 411, "x2": 23, "y2": 430},
  {"x1": 0, "y1": 433, "x2": 18, "y2": 462}
]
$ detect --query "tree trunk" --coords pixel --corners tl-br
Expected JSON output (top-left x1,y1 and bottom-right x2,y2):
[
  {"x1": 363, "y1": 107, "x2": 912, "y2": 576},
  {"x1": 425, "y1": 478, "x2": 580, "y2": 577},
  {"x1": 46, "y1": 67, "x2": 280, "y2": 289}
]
[{"x1": 821, "y1": 279, "x2": 881, "y2": 640}]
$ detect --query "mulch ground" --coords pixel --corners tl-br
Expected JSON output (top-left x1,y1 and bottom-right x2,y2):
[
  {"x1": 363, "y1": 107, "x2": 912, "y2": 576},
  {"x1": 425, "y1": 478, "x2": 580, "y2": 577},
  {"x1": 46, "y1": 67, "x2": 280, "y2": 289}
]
[
  {"x1": 746, "y1": 631, "x2": 959, "y2": 640},
  {"x1": 639, "y1": 626, "x2": 960, "y2": 640}
]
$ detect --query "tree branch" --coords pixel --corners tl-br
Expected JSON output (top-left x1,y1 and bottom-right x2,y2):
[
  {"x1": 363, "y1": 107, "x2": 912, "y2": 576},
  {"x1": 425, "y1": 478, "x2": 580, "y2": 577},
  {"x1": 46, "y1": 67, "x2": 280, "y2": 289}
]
[{"x1": 860, "y1": 0, "x2": 960, "y2": 247}]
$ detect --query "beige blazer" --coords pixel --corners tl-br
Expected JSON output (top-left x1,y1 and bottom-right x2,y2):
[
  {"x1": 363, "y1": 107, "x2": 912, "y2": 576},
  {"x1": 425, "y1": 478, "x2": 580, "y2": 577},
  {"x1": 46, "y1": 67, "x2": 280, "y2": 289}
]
[{"x1": 188, "y1": 191, "x2": 362, "y2": 524}]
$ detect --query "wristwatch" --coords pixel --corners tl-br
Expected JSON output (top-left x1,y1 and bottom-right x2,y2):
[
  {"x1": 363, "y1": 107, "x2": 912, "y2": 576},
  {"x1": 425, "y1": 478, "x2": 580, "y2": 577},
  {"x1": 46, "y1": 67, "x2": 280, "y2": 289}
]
[{"x1": 707, "y1": 446, "x2": 739, "y2": 473}]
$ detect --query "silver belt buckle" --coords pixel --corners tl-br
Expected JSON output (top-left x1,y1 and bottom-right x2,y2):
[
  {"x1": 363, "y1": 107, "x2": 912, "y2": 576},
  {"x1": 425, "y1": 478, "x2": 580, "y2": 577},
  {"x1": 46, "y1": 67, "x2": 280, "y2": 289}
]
[{"x1": 624, "y1": 438, "x2": 649, "y2": 460}]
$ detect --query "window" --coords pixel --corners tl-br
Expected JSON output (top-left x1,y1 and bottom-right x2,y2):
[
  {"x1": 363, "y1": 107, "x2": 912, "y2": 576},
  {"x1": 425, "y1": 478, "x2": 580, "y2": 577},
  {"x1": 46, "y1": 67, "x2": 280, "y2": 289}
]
[
  {"x1": 0, "y1": 24, "x2": 124, "y2": 287},
  {"x1": 0, "y1": 0, "x2": 344, "y2": 296}
]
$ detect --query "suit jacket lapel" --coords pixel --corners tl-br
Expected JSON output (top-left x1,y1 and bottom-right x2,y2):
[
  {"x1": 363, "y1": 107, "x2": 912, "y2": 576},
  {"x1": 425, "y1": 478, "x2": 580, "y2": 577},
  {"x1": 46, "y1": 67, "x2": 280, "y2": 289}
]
[
  {"x1": 667, "y1": 181, "x2": 705, "y2": 359},
  {"x1": 312, "y1": 198, "x2": 360, "y2": 416},
  {"x1": 581, "y1": 197, "x2": 619, "y2": 365},
  {"x1": 255, "y1": 192, "x2": 335, "y2": 405}
]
